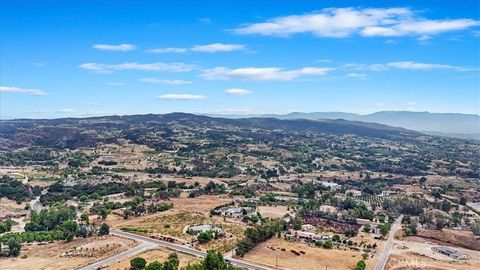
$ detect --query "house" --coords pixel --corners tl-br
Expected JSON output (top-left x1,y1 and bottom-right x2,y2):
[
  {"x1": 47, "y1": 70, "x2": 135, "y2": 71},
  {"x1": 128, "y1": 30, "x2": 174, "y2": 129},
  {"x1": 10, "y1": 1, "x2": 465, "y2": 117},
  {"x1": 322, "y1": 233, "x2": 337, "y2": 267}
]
[
  {"x1": 187, "y1": 224, "x2": 222, "y2": 235},
  {"x1": 221, "y1": 207, "x2": 255, "y2": 218},
  {"x1": 345, "y1": 189, "x2": 362, "y2": 197},
  {"x1": 287, "y1": 230, "x2": 330, "y2": 242},
  {"x1": 319, "y1": 181, "x2": 340, "y2": 190},
  {"x1": 431, "y1": 246, "x2": 470, "y2": 260},
  {"x1": 356, "y1": 218, "x2": 371, "y2": 225},
  {"x1": 301, "y1": 224, "x2": 316, "y2": 231}
]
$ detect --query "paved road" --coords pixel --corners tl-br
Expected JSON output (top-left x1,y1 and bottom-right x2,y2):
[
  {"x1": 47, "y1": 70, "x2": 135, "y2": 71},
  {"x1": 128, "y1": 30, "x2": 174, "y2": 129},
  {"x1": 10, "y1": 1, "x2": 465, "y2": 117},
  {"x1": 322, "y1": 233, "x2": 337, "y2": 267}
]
[
  {"x1": 78, "y1": 230, "x2": 271, "y2": 270},
  {"x1": 375, "y1": 215, "x2": 403, "y2": 270}
]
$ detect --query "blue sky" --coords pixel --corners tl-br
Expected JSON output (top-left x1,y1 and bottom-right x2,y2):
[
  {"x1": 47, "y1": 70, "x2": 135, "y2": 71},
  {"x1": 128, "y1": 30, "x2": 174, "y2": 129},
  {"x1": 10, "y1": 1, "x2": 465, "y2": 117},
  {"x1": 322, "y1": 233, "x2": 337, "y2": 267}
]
[{"x1": 1, "y1": 0, "x2": 479, "y2": 119}]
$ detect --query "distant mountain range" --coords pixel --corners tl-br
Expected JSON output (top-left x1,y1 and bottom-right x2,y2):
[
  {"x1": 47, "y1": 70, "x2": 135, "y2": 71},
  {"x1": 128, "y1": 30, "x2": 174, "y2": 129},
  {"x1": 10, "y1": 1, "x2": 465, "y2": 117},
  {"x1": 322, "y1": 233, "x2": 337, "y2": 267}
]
[
  {"x1": 0, "y1": 113, "x2": 420, "y2": 151},
  {"x1": 208, "y1": 111, "x2": 480, "y2": 140}
]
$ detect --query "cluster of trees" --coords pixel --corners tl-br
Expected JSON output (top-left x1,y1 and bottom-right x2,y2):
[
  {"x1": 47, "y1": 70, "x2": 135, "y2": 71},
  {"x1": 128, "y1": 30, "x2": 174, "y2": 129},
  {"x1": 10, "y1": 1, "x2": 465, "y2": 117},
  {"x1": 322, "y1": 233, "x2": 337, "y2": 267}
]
[
  {"x1": 235, "y1": 219, "x2": 286, "y2": 257},
  {"x1": 0, "y1": 219, "x2": 13, "y2": 233},
  {"x1": 67, "y1": 152, "x2": 94, "y2": 168},
  {"x1": 25, "y1": 206, "x2": 77, "y2": 231},
  {"x1": 0, "y1": 230, "x2": 64, "y2": 256},
  {"x1": 382, "y1": 197, "x2": 426, "y2": 217},
  {"x1": 123, "y1": 201, "x2": 173, "y2": 219},
  {"x1": 130, "y1": 251, "x2": 243, "y2": 270},
  {"x1": 401, "y1": 215, "x2": 418, "y2": 236},
  {"x1": 335, "y1": 197, "x2": 374, "y2": 220},
  {"x1": 291, "y1": 182, "x2": 328, "y2": 199},
  {"x1": 189, "y1": 181, "x2": 226, "y2": 198},
  {"x1": 0, "y1": 176, "x2": 32, "y2": 203},
  {"x1": 41, "y1": 181, "x2": 172, "y2": 205},
  {"x1": 197, "y1": 231, "x2": 218, "y2": 244},
  {"x1": 130, "y1": 252, "x2": 179, "y2": 270},
  {"x1": 0, "y1": 222, "x2": 110, "y2": 257}
]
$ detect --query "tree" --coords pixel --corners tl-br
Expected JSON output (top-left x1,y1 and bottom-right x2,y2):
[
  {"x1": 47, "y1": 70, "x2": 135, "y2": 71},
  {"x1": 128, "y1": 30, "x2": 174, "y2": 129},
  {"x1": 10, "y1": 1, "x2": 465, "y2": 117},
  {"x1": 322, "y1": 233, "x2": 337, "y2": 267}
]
[
  {"x1": 408, "y1": 220, "x2": 418, "y2": 235},
  {"x1": 99, "y1": 208, "x2": 109, "y2": 220},
  {"x1": 355, "y1": 260, "x2": 366, "y2": 270},
  {"x1": 163, "y1": 253, "x2": 180, "y2": 270},
  {"x1": 471, "y1": 221, "x2": 480, "y2": 236},
  {"x1": 419, "y1": 176, "x2": 427, "y2": 185},
  {"x1": 379, "y1": 223, "x2": 391, "y2": 238},
  {"x1": 323, "y1": 239, "x2": 333, "y2": 249},
  {"x1": 197, "y1": 231, "x2": 214, "y2": 243},
  {"x1": 7, "y1": 238, "x2": 21, "y2": 256},
  {"x1": 99, "y1": 223, "x2": 110, "y2": 236},
  {"x1": 291, "y1": 217, "x2": 303, "y2": 230},
  {"x1": 436, "y1": 217, "x2": 446, "y2": 230},
  {"x1": 203, "y1": 250, "x2": 226, "y2": 270},
  {"x1": 459, "y1": 196, "x2": 467, "y2": 206},
  {"x1": 145, "y1": 261, "x2": 163, "y2": 270},
  {"x1": 363, "y1": 224, "x2": 372, "y2": 233},
  {"x1": 59, "y1": 220, "x2": 79, "y2": 242},
  {"x1": 332, "y1": 234, "x2": 341, "y2": 242},
  {"x1": 130, "y1": 257, "x2": 147, "y2": 270},
  {"x1": 80, "y1": 213, "x2": 89, "y2": 224}
]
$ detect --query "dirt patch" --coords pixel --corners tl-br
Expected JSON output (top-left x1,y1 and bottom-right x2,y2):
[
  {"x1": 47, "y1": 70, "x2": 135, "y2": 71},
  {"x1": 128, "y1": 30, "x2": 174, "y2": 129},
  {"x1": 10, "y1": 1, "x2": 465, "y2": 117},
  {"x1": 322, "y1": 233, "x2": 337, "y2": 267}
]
[
  {"x1": 416, "y1": 229, "x2": 480, "y2": 251},
  {"x1": 170, "y1": 194, "x2": 233, "y2": 215},
  {"x1": 0, "y1": 235, "x2": 136, "y2": 270},
  {"x1": 385, "y1": 252, "x2": 477, "y2": 270},
  {"x1": 242, "y1": 237, "x2": 361, "y2": 270},
  {"x1": 258, "y1": 206, "x2": 291, "y2": 219}
]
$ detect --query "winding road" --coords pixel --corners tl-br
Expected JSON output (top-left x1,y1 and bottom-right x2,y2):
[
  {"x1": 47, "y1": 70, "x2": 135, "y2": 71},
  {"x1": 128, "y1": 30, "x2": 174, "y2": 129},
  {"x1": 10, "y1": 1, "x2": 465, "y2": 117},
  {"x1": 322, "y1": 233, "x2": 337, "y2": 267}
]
[
  {"x1": 77, "y1": 230, "x2": 272, "y2": 270},
  {"x1": 375, "y1": 215, "x2": 403, "y2": 270}
]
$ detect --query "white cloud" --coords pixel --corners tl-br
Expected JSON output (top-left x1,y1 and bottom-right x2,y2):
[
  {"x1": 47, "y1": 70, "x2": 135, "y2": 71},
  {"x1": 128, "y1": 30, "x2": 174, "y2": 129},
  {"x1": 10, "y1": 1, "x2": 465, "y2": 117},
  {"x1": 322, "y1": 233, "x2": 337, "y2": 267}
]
[
  {"x1": 343, "y1": 61, "x2": 472, "y2": 71},
  {"x1": 385, "y1": 61, "x2": 466, "y2": 71},
  {"x1": 147, "y1": 43, "x2": 246, "y2": 53},
  {"x1": 201, "y1": 67, "x2": 333, "y2": 81},
  {"x1": 92, "y1": 44, "x2": 136, "y2": 52},
  {"x1": 139, "y1": 78, "x2": 192, "y2": 85},
  {"x1": 57, "y1": 108, "x2": 75, "y2": 113},
  {"x1": 79, "y1": 62, "x2": 195, "y2": 73},
  {"x1": 156, "y1": 94, "x2": 206, "y2": 100},
  {"x1": 233, "y1": 7, "x2": 479, "y2": 39},
  {"x1": 0, "y1": 86, "x2": 46, "y2": 96},
  {"x1": 225, "y1": 88, "x2": 252, "y2": 95},
  {"x1": 346, "y1": 73, "x2": 368, "y2": 80},
  {"x1": 147, "y1": 47, "x2": 188, "y2": 53},
  {"x1": 191, "y1": 43, "x2": 245, "y2": 52}
]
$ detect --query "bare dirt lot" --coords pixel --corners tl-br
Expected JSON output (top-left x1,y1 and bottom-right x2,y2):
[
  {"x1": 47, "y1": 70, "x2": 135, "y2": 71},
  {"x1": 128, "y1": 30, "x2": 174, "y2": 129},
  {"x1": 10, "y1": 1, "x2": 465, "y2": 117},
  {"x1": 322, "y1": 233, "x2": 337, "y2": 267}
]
[
  {"x1": 170, "y1": 194, "x2": 233, "y2": 215},
  {"x1": 105, "y1": 247, "x2": 200, "y2": 270},
  {"x1": 242, "y1": 237, "x2": 362, "y2": 270},
  {"x1": 0, "y1": 235, "x2": 136, "y2": 270},
  {"x1": 257, "y1": 206, "x2": 291, "y2": 219},
  {"x1": 385, "y1": 236, "x2": 480, "y2": 270},
  {"x1": 416, "y1": 229, "x2": 480, "y2": 251}
]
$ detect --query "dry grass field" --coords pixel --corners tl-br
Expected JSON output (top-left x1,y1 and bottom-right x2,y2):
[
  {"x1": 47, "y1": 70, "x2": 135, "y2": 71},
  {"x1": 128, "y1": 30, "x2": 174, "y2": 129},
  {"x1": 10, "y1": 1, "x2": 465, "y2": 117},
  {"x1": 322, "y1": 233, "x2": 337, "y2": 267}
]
[
  {"x1": 170, "y1": 194, "x2": 233, "y2": 214},
  {"x1": 242, "y1": 237, "x2": 362, "y2": 270},
  {"x1": 119, "y1": 211, "x2": 246, "y2": 253},
  {"x1": 0, "y1": 235, "x2": 136, "y2": 270}
]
